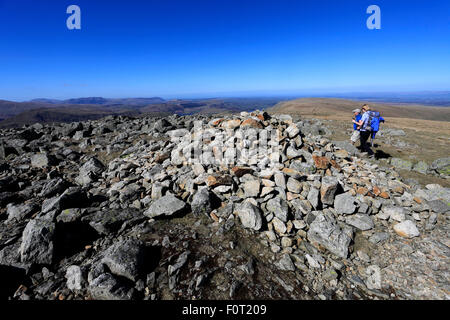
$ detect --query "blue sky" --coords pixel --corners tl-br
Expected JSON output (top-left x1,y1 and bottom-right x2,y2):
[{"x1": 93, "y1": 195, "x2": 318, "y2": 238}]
[{"x1": 0, "y1": 0, "x2": 449, "y2": 101}]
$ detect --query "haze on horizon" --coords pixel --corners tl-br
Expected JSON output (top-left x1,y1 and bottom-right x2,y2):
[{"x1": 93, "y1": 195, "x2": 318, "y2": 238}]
[{"x1": 1, "y1": 0, "x2": 449, "y2": 101}]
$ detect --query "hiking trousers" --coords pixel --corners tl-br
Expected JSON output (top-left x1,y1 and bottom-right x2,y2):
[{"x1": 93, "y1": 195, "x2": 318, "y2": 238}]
[{"x1": 360, "y1": 131, "x2": 372, "y2": 154}]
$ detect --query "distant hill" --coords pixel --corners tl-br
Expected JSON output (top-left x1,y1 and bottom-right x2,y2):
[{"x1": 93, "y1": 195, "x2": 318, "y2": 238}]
[
  {"x1": 0, "y1": 97, "x2": 283, "y2": 128},
  {"x1": 0, "y1": 99, "x2": 58, "y2": 121},
  {"x1": 268, "y1": 98, "x2": 450, "y2": 122},
  {"x1": 30, "y1": 97, "x2": 166, "y2": 106}
]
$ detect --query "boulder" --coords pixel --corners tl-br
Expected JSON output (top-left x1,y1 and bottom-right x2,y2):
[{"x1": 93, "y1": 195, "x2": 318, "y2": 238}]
[
  {"x1": 20, "y1": 218, "x2": 55, "y2": 265},
  {"x1": 88, "y1": 273, "x2": 135, "y2": 300},
  {"x1": 191, "y1": 188, "x2": 213, "y2": 215},
  {"x1": 430, "y1": 157, "x2": 450, "y2": 175},
  {"x1": 66, "y1": 265, "x2": 84, "y2": 290},
  {"x1": 144, "y1": 194, "x2": 187, "y2": 218},
  {"x1": 307, "y1": 213, "x2": 352, "y2": 258},
  {"x1": 393, "y1": 220, "x2": 420, "y2": 238},
  {"x1": 266, "y1": 196, "x2": 289, "y2": 222},
  {"x1": 412, "y1": 161, "x2": 429, "y2": 174},
  {"x1": 345, "y1": 214, "x2": 374, "y2": 230},
  {"x1": 243, "y1": 179, "x2": 260, "y2": 198},
  {"x1": 102, "y1": 239, "x2": 147, "y2": 282},
  {"x1": 234, "y1": 201, "x2": 263, "y2": 231},
  {"x1": 334, "y1": 193, "x2": 356, "y2": 215},
  {"x1": 275, "y1": 253, "x2": 295, "y2": 271},
  {"x1": 320, "y1": 176, "x2": 339, "y2": 205},
  {"x1": 390, "y1": 158, "x2": 413, "y2": 171},
  {"x1": 31, "y1": 153, "x2": 50, "y2": 168},
  {"x1": 76, "y1": 157, "x2": 105, "y2": 186}
]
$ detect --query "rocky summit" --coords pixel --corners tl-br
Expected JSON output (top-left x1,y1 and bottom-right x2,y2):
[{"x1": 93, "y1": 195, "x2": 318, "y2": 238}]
[{"x1": 0, "y1": 111, "x2": 449, "y2": 301}]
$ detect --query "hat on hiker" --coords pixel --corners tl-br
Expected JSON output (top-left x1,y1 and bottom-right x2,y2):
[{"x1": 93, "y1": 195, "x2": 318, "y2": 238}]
[{"x1": 352, "y1": 108, "x2": 361, "y2": 113}]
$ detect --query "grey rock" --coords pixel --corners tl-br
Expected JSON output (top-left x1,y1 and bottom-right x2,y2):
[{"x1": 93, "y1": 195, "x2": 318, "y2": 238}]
[
  {"x1": 56, "y1": 208, "x2": 83, "y2": 223},
  {"x1": 6, "y1": 203, "x2": 37, "y2": 222},
  {"x1": 76, "y1": 157, "x2": 105, "y2": 186},
  {"x1": 39, "y1": 178, "x2": 69, "y2": 198},
  {"x1": 345, "y1": 214, "x2": 374, "y2": 230},
  {"x1": 66, "y1": 265, "x2": 84, "y2": 290},
  {"x1": 332, "y1": 140, "x2": 359, "y2": 156},
  {"x1": 41, "y1": 196, "x2": 61, "y2": 214},
  {"x1": 234, "y1": 201, "x2": 263, "y2": 231},
  {"x1": 305, "y1": 254, "x2": 321, "y2": 269},
  {"x1": 88, "y1": 273, "x2": 135, "y2": 300},
  {"x1": 320, "y1": 176, "x2": 339, "y2": 205},
  {"x1": 412, "y1": 161, "x2": 429, "y2": 174},
  {"x1": 271, "y1": 216, "x2": 287, "y2": 234},
  {"x1": 82, "y1": 208, "x2": 142, "y2": 235},
  {"x1": 334, "y1": 193, "x2": 356, "y2": 215},
  {"x1": 365, "y1": 265, "x2": 382, "y2": 290},
  {"x1": 144, "y1": 194, "x2": 187, "y2": 218},
  {"x1": 191, "y1": 188, "x2": 213, "y2": 215},
  {"x1": 393, "y1": 220, "x2": 420, "y2": 238},
  {"x1": 274, "y1": 172, "x2": 286, "y2": 189},
  {"x1": 168, "y1": 251, "x2": 190, "y2": 276},
  {"x1": 20, "y1": 218, "x2": 55, "y2": 265},
  {"x1": 307, "y1": 187, "x2": 319, "y2": 208},
  {"x1": 286, "y1": 177, "x2": 302, "y2": 193},
  {"x1": 307, "y1": 213, "x2": 352, "y2": 258},
  {"x1": 275, "y1": 253, "x2": 295, "y2": 271},
  {"x1": 369, "y1": 232, "x2": 390, "y2": 244},
  {"x1": 266, "y1": 196, "x2": 289, "y2": 222},
  {"x1": 430, "y1": 157, "x2": 450, "y2": 175},
  {"x1": 102, "y1": 239, "x2": 147, "y2": 282},
  {"x1": 388, "y1": 206, "x2": 407, "y2": 222},
  {"x1": 427, "y1": 200, "x2": 450, "y2": 214},
  {"x1": 291, "y1": 198, "x2": 312, "y2": 217},
  {"x1": 243, "y1": 179, "x2": 260, "y2": 198},
  {"x1": 390, "y1": 158, "x2": 413, "y2": 171},
  {"x1": 31, "y1": 153, "x2": 50, "y2": 168},
  {"x1": 286, "y1": 124, "x2": 300, "y2": 138}
]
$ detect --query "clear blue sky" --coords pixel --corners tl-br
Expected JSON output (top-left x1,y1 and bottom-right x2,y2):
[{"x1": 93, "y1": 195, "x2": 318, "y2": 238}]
[{"x1": 1, "y1": 0, "x2": 449, "y2": 101}]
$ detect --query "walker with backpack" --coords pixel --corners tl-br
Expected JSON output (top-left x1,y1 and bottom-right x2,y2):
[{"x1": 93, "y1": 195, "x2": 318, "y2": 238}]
[{"x1": 363, "y1": 110, "x2": 385, "y2": 146}]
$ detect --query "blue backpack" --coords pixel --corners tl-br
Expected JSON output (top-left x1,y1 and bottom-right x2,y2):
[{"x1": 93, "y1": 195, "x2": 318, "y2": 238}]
[{"x1": 364, "y1": 111, "x2": 382, "y2": 132}]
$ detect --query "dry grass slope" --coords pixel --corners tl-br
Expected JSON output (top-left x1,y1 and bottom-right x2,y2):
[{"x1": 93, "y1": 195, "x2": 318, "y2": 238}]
[{"x1": 269, "y1": 98, "x2": 450, "y2": 122}]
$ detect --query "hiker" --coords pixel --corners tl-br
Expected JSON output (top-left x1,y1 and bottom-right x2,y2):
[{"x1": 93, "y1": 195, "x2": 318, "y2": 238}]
[
  {"x1": 350, "y1": 108, "x2": 362, "y2": 145},
  {"x1": 354, "y1": 104, "x2": 373, "y2": 155}
]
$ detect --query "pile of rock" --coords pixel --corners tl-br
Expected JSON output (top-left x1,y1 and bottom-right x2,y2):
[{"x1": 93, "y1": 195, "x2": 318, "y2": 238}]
[{"x1": 0, "y1": 111, "x2": 448, "y2": 300}]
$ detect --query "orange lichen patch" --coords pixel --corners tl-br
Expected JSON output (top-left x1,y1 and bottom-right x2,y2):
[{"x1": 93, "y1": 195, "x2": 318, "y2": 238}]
[
  {"x1": 367, "y1": 191, "x2": 375, "y2": 198},
  {"x1": 379, "y1": 191, "x2": 390, "y2": 199},
  {"x1": 357, "y1": 187, "x2": 368, "y2": 195},
  {"x1": 286, "y1": 192, "x2": 300, "y2": 201},
  {"x1": 372, "y1": 185, "x2": 381, "y2": 196},
  {"x1": 413, "y1": 197, "x2": 423, "y2": 204},
  {"x1": 281, "y1": 168, "x2": 302, "y2": 178},
  {"x1": 221, "y1": 119, "x2": 241, "y2": 129},
  {"x1": 210, "y1": 212, "x2": 219, "y2": 222},
  {"x1": 312, "y1": 155, "x2": 330, "y2": 169},
  {"x1": 393, "y1": 186, "x2": 404, "y2": 194},
  {"x1": 394, "y1": 229, "x2": 408, "y2": 238},
  {"x1": 211, "y1": 118, "x2": 224, "y2": 126},
  {"x1": 240, "y1": 118, "x2": 264, "y2": 129},
  {"x1": 329, "y1": 159, "x2": 341, "y2": 171},
  {"x1": 206, "y1": 175, "x2": 233, "y2": 187}
]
